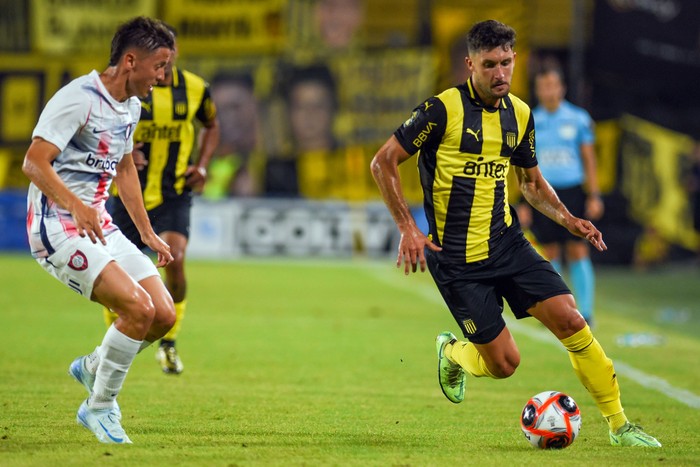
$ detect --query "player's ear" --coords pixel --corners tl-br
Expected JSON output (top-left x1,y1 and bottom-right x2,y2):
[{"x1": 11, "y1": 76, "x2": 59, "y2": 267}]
[{"x1": 123, "y1": 51, "x2": 137, "y2": 70}]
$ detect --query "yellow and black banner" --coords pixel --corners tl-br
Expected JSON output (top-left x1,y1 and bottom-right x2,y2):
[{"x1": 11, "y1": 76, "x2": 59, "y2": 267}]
[
  {"x1": 163, "y1": 0, "x2": 286, "y2": 55},
  {"x1": 32, "y1": 0, "x2": 157, "y2": 54},
  {"x1": 619, "y1": 115, "x2": 699, "y2": 251}
]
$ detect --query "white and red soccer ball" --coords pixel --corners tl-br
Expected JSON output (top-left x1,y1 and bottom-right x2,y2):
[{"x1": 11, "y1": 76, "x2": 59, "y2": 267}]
[{"x1": 520, "y1": 390, "x2": 581, "y2": 449}]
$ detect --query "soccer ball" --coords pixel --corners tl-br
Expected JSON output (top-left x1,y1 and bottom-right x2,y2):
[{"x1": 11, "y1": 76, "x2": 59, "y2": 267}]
[{"x1": 520, "y1": 390, "x2": 581, "y2": 449}]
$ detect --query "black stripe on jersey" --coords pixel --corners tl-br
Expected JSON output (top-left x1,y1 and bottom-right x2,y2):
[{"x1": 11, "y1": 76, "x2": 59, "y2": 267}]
[
  {"x1": 171, "y1": 70, "x2": 189, "y2": 121},
  {"x1": 442, "y1": 176, "x2": 476, "y2": 254},
  {"x1": 488, "y1": 179, "x2": 507, "y2": 253},
  {"x1": 161, "y1": 70, "x2": 188, "y2": 199},
  {"x1": 499, "y1": 96, "x2": 518, "y2": 157},
  {"x1": 137, "y1": 142, "x2": 151, "y2": 188},
  {"x1": 460, "y1": 94, "x2": 484, "y2": 155}
]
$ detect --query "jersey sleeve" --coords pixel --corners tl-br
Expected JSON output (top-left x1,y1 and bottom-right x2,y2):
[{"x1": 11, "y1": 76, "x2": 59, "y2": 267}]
[
  {"x1": 511, "y1": 111, "x2": 538, "y2": 168},
  {"x1": 578, "y1": 109, "x2": 595, "y2": 145},
  {"x1": 393, "y1": 97, "x2": 447, "y2": 156},
  {"x1": 32, "y1": 87, "x2": 90, "y2": 151},
  {"x1": 195, "y1": 84, "x2": 217, "y2": 126}
]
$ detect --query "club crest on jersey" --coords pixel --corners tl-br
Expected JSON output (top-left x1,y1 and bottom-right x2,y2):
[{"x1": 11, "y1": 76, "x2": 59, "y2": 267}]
[
  {"x1": 506, "y1": 131, "x2": 517, "y2": 148},
  {"x1": 68, "y1": 250, "x2": 88, "y2": 271}
]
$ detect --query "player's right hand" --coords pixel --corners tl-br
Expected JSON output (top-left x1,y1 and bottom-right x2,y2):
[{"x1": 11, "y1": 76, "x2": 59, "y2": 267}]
[
  {"x1": 396, "y1": 224, "x2": 442, "y2": 275},
  {"x1": 72, "y1": 203, "x2": 106, "y2": 245}
]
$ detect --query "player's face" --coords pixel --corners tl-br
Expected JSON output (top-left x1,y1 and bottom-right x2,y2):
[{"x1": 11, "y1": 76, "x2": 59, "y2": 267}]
[
  {"x1": 127, "y1": 47, "x2": 172, "y2": 98},
  {"x1": 467, "y1": 46, "x2": 515, "y2": 107},
  {"x1": 535, "y1": 71, "x2": 565, "y2": 112}
]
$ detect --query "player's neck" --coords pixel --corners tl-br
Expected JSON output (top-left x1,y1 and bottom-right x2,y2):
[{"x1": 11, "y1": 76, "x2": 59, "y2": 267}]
[{"x1": 99, "y1": 67, "x2": 130, "y2": 102}]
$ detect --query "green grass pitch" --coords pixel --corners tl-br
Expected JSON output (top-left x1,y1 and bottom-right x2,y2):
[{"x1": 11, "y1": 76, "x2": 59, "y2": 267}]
[{"x1": 0, "y1": 254, "x2": 699, "y2": 466}]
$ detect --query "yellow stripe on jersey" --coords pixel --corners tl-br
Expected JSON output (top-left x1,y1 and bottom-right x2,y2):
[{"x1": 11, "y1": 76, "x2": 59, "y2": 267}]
[
  {"x1": 142, "y1": 85, "x2": 173, "y2": 210},
  {"x1": 135, "y1": 67, "x2": 213, "y2": 210}
]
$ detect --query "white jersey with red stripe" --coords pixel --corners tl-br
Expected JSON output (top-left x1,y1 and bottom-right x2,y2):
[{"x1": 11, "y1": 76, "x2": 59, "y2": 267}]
[{"x1": 27, "y1": 70, "x2": 141, "y2": 259}]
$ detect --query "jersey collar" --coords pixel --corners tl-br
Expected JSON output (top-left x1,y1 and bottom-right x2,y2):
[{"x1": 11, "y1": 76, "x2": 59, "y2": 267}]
[{"x1": 466, "y1": 77, "x2": 508, "y2": 110}]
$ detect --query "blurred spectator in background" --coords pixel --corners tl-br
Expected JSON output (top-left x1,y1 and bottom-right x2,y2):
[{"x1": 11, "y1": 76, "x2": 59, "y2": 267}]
[
  {"x1": 265, "y1": 64, "x2": 339, "y2": 198},
  {"x1": 519, "y1": 59, "x2": 602, "y2": 327},
  {"x1": 206, "y1": 72, "x2": 261, "y2": 198},
  {"x1": 448, "y1": 33, "x2": 470, "y2": 86},
  {"x1": 314, "y1": 0, "x2": 364, "y2": 50}
]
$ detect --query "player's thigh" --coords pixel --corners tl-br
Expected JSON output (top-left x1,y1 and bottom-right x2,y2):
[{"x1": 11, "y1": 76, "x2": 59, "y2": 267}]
[
  {"x1": 426, "y1": 253, "x2": 507, "y2": 345},
  {"x1": 528, "y1": 294, "x2": 586, "y2": 339},
  {"x1": 92, "y1": 261, "x2": 150, "y2": 314},
  {"x1": 37, "y1": 235, "x2": 117, "y2": 299}
]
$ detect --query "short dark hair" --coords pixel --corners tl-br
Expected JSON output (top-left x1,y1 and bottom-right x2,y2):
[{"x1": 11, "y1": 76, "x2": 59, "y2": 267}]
[
  {"x1": 109, "y1": 16, "x2": 174, "y2": 66},
  {"x1": 534, "y1": 56, "x2": 565, "y2": 83},
  {"x1": 466, "y1": 20, "x2": 516, "y2": 55}
]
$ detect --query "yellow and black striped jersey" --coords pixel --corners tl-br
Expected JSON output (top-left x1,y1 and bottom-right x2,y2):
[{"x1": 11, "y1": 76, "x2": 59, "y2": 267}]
[
  {"x1": 134, "y1": 66, "x2": 217, "y2": 210},
  {"x1": 394, "y1": 78, "x2": 537, "y2": 264}
]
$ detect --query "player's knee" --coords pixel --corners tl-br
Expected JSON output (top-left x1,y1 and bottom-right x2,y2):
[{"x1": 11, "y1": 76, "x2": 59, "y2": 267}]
[
  {"x1": 492, "y1": 357, "x2": 520, "y2": 379},
  {"x1": 556, "y1": 309, "x2": 587, "y2": 337},
  {"x1": 120, "y1": 291, "x2": 156, "y2": 329},
  {"x1": 153, "y1": 304, "x2": 176, "y2": 333}
]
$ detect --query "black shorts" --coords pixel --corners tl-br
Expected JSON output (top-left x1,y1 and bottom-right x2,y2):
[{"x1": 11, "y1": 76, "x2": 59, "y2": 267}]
[
  {"x1": 530, "y1": 185, "x2": 586, "y2": 244},
  {"x1": 108, "y1": 195, "x2": 192, "y2": 250},
  {"x1": 426, "y1": 227, "x2": 570, "y2": 344}
]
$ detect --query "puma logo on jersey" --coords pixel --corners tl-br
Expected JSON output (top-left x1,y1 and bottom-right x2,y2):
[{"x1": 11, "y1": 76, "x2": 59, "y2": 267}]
[
  {"x1": 466, "y1": 128, "x2": 481, "y2": 141},
  {"x1": 141, "y1": 101, "x2": 152, "y2": 114}
]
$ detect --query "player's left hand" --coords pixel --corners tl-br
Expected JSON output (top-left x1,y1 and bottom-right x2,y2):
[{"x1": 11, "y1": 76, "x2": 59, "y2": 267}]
[
  {"x1": 567, "y1": 217, "x2": 607, "y2": 252},
  {"x1": 585, "y1": 195, "x2": 604, "y2": 221},
  {"x1": 142, "y1": 232, "x2": 174, "y2": 267},
  {"x1": 185, "y1": 165, "x2": 207, "y2": 191}
]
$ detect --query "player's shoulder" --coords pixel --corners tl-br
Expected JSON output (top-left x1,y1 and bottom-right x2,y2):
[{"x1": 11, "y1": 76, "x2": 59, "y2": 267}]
[
  {"x1": 505, "y1": 92, "x2": 532, "y2": 125},
  {"x1": 505, "y1": 92, "x2": 531, "y2": 112},
  {"x1": 180, "y1": 68, "x2": 209, "y2": 87},
  {"x1": 561, "y1": 100, "x2": 592, "y2": 123}
]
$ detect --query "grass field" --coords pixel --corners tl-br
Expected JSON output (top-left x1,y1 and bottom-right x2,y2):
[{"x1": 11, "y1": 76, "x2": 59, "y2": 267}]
[{"x1": 1, "y1": 253, "x2": 699, "y2": 466}]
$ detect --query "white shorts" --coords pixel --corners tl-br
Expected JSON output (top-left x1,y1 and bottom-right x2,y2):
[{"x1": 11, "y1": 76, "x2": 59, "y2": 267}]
[{"x1": 37, "y1": 230, "x2": 159, "y2": 299}]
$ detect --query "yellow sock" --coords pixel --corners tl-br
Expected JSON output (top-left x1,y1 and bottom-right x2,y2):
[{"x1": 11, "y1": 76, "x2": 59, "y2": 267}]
[
  {"x1": 162, "y1": 300, "x2": 186, "y2": 342},
  {"x1": 606, "y1": 411, "x2": 629, "y2": 433},
  {"x1": 560, "y1": 325, "x2": 628, "y2": 431},
  {"x1": 446, "y1": 340, "x2": 499, "y2": 379},
  {"x1": 102, "y1": 306, "x2": 118, "y2": 327}
]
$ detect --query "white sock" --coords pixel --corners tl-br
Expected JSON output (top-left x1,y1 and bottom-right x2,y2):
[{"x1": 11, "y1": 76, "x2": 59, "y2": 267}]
[
  {"x1": 90, "y1": 324, "x2": 141, "y2": 409},
  {"x1": 85, "y1": 346, "x2": 100, "y2": 375},
  {"x1": 138, "y1": 339, "x2": 153, "y2": 353}
]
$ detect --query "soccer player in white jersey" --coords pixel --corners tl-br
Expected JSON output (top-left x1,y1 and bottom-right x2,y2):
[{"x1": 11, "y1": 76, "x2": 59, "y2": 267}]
[{"x1": 23, "y1": 17, "x2": 175, "y2": 444}]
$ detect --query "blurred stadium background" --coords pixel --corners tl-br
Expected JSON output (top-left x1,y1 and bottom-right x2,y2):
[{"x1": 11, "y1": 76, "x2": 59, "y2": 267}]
[{"x1": 0, "y1": 0, "x2": 698, "y2": 267}]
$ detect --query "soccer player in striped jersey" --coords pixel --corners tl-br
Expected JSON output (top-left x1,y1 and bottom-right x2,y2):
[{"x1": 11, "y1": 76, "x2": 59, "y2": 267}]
[
  {"x1": 371, "y1": 19, "x2": 660, "y2": 447},
  {"x1": 104, "y1": 24, "x2": 220, "y2": 375},
  {"x1": 23, "y1": 16, "x2": 175, "y2": 444}
]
